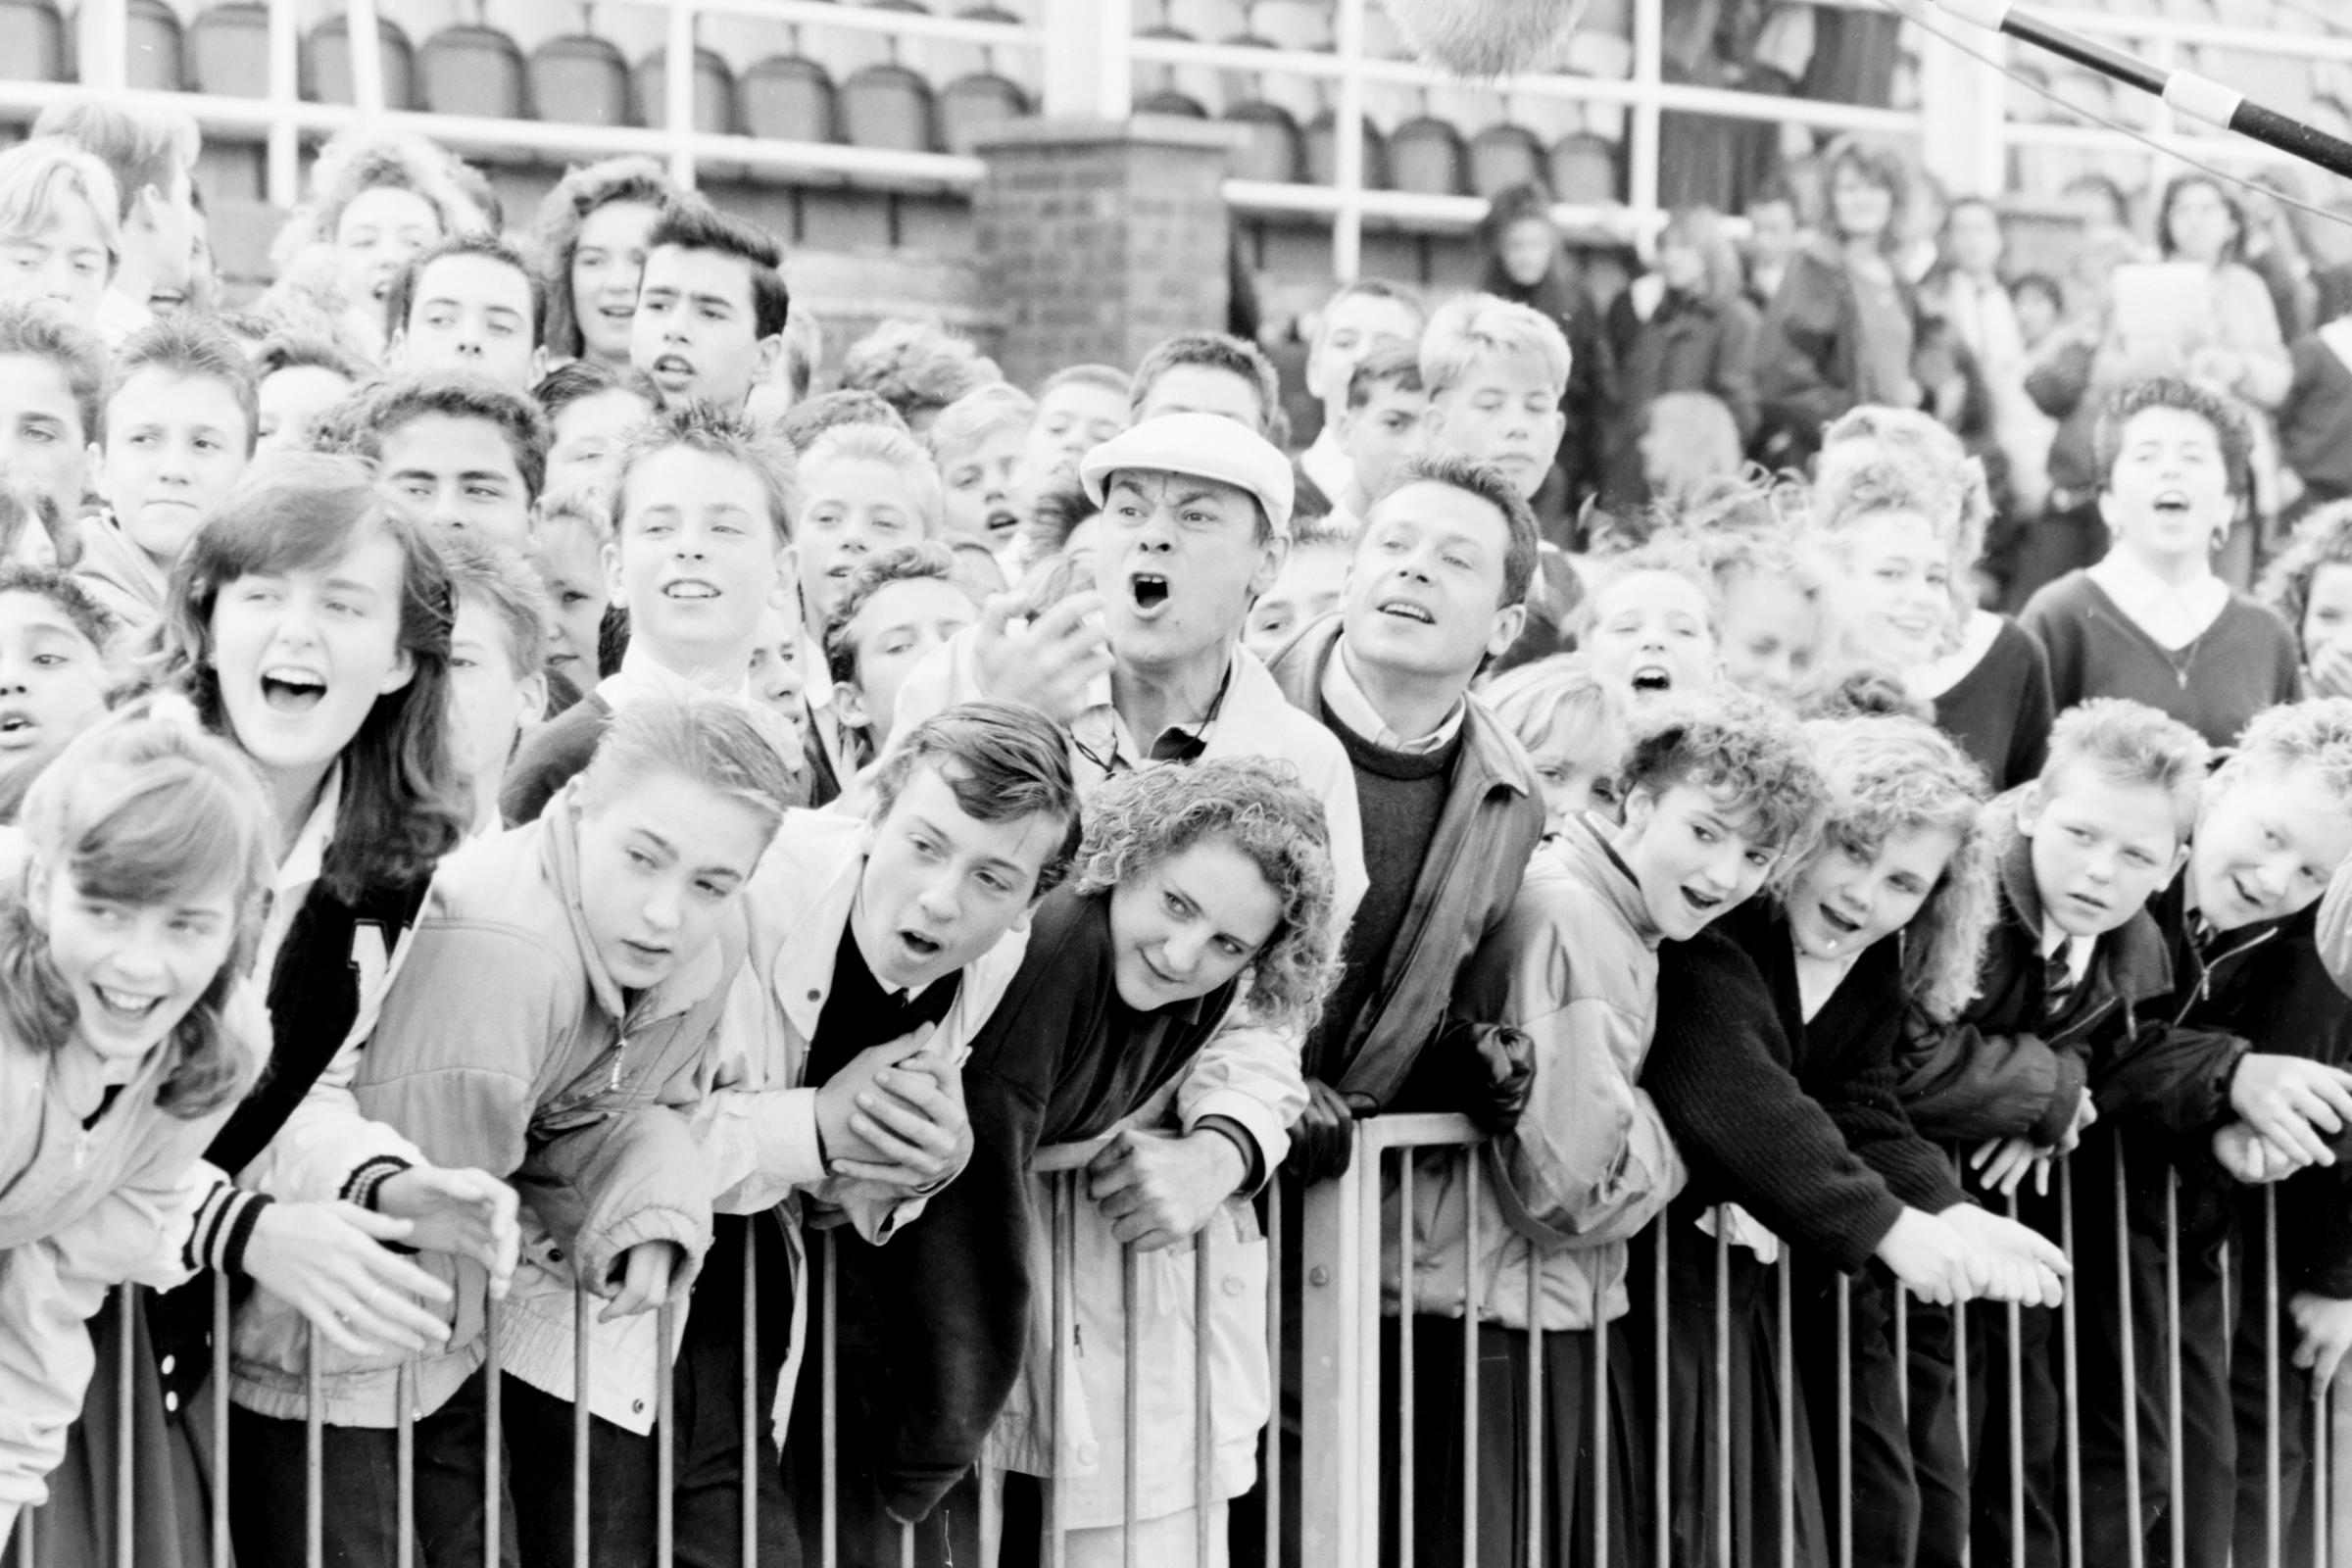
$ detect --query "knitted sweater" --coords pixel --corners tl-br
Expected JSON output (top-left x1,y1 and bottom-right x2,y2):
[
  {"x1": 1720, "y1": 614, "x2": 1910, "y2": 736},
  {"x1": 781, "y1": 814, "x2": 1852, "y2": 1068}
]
[{"x1": 2018, "y1": 571, "x2": 2298, "y2": 750}]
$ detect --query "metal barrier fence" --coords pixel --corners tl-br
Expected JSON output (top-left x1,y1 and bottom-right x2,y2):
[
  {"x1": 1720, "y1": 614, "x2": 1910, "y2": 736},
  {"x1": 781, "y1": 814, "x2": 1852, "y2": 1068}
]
[{"x1": 8, "y1": 1119, "x2": 2352, "y2": 1568}]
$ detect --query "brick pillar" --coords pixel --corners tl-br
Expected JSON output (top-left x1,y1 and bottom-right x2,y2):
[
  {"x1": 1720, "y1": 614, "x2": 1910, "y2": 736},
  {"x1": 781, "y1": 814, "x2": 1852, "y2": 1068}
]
[{"x1": 974, "y1": 117, "x2": 1236, "y2": 391}]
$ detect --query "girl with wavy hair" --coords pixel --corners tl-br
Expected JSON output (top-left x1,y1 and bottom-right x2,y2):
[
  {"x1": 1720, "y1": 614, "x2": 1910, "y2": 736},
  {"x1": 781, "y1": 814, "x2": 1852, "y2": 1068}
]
[{"x1": 525, "y1": 157, "x2": 678, "y2": 369}]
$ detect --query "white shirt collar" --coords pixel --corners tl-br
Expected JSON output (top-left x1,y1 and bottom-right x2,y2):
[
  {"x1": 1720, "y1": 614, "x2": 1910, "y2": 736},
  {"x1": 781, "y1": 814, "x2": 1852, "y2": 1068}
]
[
  {"x1": 1298, "y1": 434, "x2": 1352, "y2": 507},
  {"x1": 255, "y1": 765, "x2": 341, "y2": 986},
  {"x1": 2087, "y1": 552, "x2": 2229, "y2": 652},
  {"x1": 2039, "y1": 917, "x2": 2093, "y2": 987},
  {"x1": 1319, "y1": 640, "x2": 1465, "y2": 755}
]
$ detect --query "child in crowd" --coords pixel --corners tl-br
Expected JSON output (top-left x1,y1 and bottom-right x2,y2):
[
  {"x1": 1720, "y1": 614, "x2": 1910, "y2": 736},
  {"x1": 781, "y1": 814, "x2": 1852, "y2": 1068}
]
[
  {"x1": 1017, "y1": 364, "x2": 1131, "y2": 499},
  {"x1": 2256, "y1": 499, "x2": 2352, "y2": 699},
  {"x1": 1294, "y1": 279, "x2": 1425, "y2": 519},
  {"x1": 1397, "y1": 689, "x2": 1827, "y2": 1568},
  {"x1": 931, "y1": 382, "x2": 1035, "y2": 555},
  {"x1": 385, "y1": 233, "x2": 548, "y2": 393},
  {"x1": 840, "y1": 319, "x2": 1003, "y2": 434},
  {"x1": 2021, "y1": 376, "x2": 2299, "y2": 749},
  {"x1": 270, "y1": 129, "x2": 484, "y2": 358},
  {"x1": 358, "y1": 373, "x2": 549, "y2": 551},
  {"x1": 76, "y1": 316, "x2": 257, "y2": 631},
  {"x1": 0, "y1": 300, "x2": 107, "y2": 556},
  {"x1": 440, "y1": 536, "x2": 550, "y2": 835},
  {"x1": 238, "y1": 696, "x2": 796, "y2": 1568},
  {"x1": 821, "y1": 543, "x2": 978, "y2": 774},
  {"x1": 1316, "y1": 342, "x2": 1428, "y2": 531},
  {"x1": 1640, "y1": 714, "x2": 2069, "y2": 1568},
  {"x1": 530, "y1": 489, "x2": 613, "y2": 704},
  {"x1": 27, "y1": 99, "x2": 202, "y2": 341},
  {"x1": 1688, "y1": 519, "x2": 1831, "y2": 708},
  {"x1": 1418, "y1": 292, "x2": 1572, "y2": 505},
  {"x1": 502, "y1": 404, "x2": 801, "y2": 823},
  {"x1": 794, "y1": 420, "x2": 945, "y2": 655},
  {"x1": 533, "y1": 359, "x2": 659, "y2": 501},
  {"x1": 1892, "y1": 699, "x2": 2208, "y2": 1568},
  {"x1": 1128, "y1": 331, "x2": 1280, "y2": 435},
  {"x1": 253, "y1": 333, "x2": 368, "y2": 455},
  {"x1": 1815, "y1": 404, "x2": 2056, "y2": 791},
  {"x1": 1242, "y1": 513, "x2": 1351, "y2": 662},
  {"x1": 0, "y1": 710, "x2": 275, "y2": 1551},
  {"x1": 1572, "y1": 541, "x2": 1721, "y2": 704},
  {"x1": 524, "y1": 156, "x2": 674, "y2": 371},
  {"x1": 747, "y1": 601, "x2": 808, "y2": 748},
  {"x1": 0, "y1": 564, "x2": 114, "y2": 771},
  {"x1": 0, "y1": 137, "x2": 121, "y2": 327},
  {"x1": 1634, "y1": 391, "x2": 1746, "y2": 515},
  {"x1": 973, "y1": 758, "x2": 1342, "y2": 1568},
  {"x1": 1480, "y1": 652, "x2": 1629, "y2": 832},
  {"x1": 631, "y1": 197, "x2": 791, "y2": 415}
]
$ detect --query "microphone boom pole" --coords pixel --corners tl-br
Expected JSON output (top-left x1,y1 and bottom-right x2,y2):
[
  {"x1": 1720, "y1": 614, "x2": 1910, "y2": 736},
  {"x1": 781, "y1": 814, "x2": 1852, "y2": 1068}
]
[{"x1": 1925, "y1": 0, "x2": 2352, "y2": 181}]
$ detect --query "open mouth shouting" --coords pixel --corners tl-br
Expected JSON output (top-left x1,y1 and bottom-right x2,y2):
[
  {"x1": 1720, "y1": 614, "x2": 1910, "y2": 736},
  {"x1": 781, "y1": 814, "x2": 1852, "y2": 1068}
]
[
  {"x1": 259, "y1": 664, "x2": 327, "y2": 714},
  {"x1": 896, "y1": 926, "x2": 945, "y2": 967},
  {"x1": 1130, "y1": 572, "x2": 1171, "y2": 613},
  {"x1": 1630, "y1": 662, "x2": 1673, "y2": 695},
  {"x1": 2150, "y1": 488, "x2": 2194, "y2": 524}
]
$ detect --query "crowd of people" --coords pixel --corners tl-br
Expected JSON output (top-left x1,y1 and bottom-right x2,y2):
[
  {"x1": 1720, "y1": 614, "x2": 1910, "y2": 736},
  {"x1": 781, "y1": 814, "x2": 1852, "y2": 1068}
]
[{"x1": 0, "y1": 90, "x2": 2350, "y2": 1568}]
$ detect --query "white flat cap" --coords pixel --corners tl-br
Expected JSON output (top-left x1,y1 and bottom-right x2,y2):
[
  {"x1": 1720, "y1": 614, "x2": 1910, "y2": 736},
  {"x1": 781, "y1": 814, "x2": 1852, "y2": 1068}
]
[{"x1": 1078, "y1": 411, "x2": 1295, "y2": 536}]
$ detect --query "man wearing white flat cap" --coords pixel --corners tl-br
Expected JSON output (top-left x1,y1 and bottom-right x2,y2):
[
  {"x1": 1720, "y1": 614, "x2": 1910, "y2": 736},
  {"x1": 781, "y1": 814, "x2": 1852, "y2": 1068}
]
[{"x1": 886, "y1": 411, "x2": 1365, "y2": 1565}]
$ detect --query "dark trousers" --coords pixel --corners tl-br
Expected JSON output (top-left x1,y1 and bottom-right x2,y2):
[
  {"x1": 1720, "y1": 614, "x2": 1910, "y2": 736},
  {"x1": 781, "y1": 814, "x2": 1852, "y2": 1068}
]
[
  {"x1": 1790, "y1": 1258, "x2": 1916, "y2": 1568},
  {"x1": 500, "y1": 1214, "x2": 796, "y2": 1568},
  {"x1": 227, "y1": 1367, "x2": 495, "y2": 1568}
]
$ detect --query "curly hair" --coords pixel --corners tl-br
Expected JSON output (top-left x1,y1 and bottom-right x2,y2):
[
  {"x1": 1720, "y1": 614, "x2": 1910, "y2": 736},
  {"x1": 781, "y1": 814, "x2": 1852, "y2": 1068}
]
[
  {"x1": 0, "y1": 701, "x2": 275, "y2": 1116},
  {"x1": 2231, "y1": 697, "x2": 2352, "y2": 808},
  {"x1": 1816, "y1": 407, "x2": 1988, "y2": 655},
  {"x1": 524, "y1": 156, "x2": 677, "y2": 363},
  {"x1": 270, "y1": 129, "x2": 480, "y2": 274},
  {"x1": 0, "y1": 562, "x2": 115, "y2": 656},
  {"x1": 1795, "y1": 715, "x2": 1994, "y2": 1021},
  {"x1": 1566, "y1": 537, "x2": 1721, "y2": 642},
  {"x1": 2257, "y1": 500, "x2": 2352, "y2": 661},
  {"x1": 841, "y1": 319, "x2": 1003, "y2": 426},
  {"x1": 1619, "y1": 685, "x2": 1829, "y2": 858},
  {"x1": 2093, "y1": 374, "x2": 2254, "y2": 501},
  {"x1": 1069, "y1": 757, "x2": 1340, "y2": 1032}
]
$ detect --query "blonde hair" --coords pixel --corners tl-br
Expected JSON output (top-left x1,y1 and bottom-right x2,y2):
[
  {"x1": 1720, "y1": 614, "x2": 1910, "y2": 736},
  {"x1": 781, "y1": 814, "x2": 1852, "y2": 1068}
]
[
  {"x1": 802, "y1": 420, "x2": 947, "y2": 536},
  {"x1": 1482, "y1": 653, "x2": 1627, "y2": 761},
  {"x1": 1419, "y1": 291, "x2": 1572, "y2": 402},
  {"x1": 928, "y1": 381, "x2": 1036, "y2": 466},
  {"x1": 2230, "y1": 698, "x2": 2352, "y2": 808},
  {"x1": 2039, "y1": 698, "x2": 2209, "y2": 837},
  {"x1": 1796, "y1": 714, "x2": 1994, "y2": 1021},
  {"x1": 0, "y1": 137, "x2": 121, "y2": 266}
]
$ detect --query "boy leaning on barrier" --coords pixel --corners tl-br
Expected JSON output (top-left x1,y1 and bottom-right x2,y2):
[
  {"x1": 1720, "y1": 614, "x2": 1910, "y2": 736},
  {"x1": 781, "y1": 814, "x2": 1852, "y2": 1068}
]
[
  {"x1": 1888, "y1": 698, "x2": 2209, "y2": 1568},
  {"x1": 1389, "y1": 688, "x2": 1829, "y2": 1568},
  {"x1": 2057, "y1": 698, "x2": 2352, "y2": 1568}
]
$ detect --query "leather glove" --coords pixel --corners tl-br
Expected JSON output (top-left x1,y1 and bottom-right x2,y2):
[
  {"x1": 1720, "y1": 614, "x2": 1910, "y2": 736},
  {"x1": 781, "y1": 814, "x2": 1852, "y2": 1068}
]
[
  {"x1": 1438, "y1": 1020, "x2": 1537, "y2": 1135},
  {"x1": 1284, "y1": 1078, "x2": 1379, "y2": 1184}
]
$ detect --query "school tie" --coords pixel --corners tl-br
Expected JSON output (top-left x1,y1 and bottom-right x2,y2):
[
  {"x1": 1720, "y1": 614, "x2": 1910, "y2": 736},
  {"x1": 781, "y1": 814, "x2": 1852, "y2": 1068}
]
[{"x1": 2042, "y1": 943, "x2": 2075, "y2": 1020}]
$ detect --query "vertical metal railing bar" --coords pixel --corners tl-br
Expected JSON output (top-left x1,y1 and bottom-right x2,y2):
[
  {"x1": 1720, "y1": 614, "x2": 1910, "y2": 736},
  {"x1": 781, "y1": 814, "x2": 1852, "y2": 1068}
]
[
  {"x1": 821, "y1": 1230, "x2": 839, "y2": 1568},
  {"x1": 307, "y1": 1321, "x2": 326, "y2": 1568},
  {"x1": 2312, "y1": 1374, "x2": 2330, "y2": 1568},
  {"x1": 1523, "y1": 1252, "x2": 1543, "y2": 1568},
  {"x1": 1263, "y1": 1184, "x2": 1281, "y2": 1568},
  {"x1": 900, "y1": 1521, "x2": 915, "y2": 1567},
  {"x1": 1953, "y1": 1291, "x2": 1972, "y2": 1485},
  {"x1": 483, "y1": 1294, "x2": 503, "y2": 1568},
  {"x1": 2114, "y1": 1143, "x2": 2143, "y2": 1568},
  {"x1": 1594, "y1": 1287, "x2": 1610, "y2": 1568},
  {"x1": 1895, "y1": 1281, "x2": 1910, "y2": 1425},
  {"x1": 1330, "y1": 0, "x2": 1366, "y2": 283},
  {"x1": 112, "y1": 1286, "x2": 133, "y2": 1568},
  {"x1": 2263, "y1": 1187, "x2": 2280, "y2": 1568},
  {"x1": 344, "y1": 0, "x2": 384, "y2": 116},
  {"x1": 573, "y1": 1282, "x2": 592, "y2": 1568},
  {"x1": 1775, "y1": 1254, "x2": 1792, "y2": 1568},
  {"x1": 2005, "y1": 1193, "x2": 2027, "y2": 1568},
  {"x1": 13, "y1": 1488, "x2": 28, "y2": 1566},
  {"x1": 1462, "y1": 1154, "x2": 1481, "y2": 1568},
  {"x1": 741, "y1": 1227, "x2": 757, "y2": 1568},
  {"x1": 656, "y1": 1298, "x2": 676, "y2": 1568},
  {"x1": 666, "y1": 0, "x2": 700, "y2": 189},
  {"x1": 1120, "y1": 1245, "x2": 1139, "y2": 1568},
  {"x1": 1396, "y1": 1153, "x2": 1416, "y2": 1568},
  {"x1": 1357, "y1": 1142, "x2": 1386, "y2": 1568},
  {"x1": 2060, "y1": 1155, "x2": 2083, "y2": 1568},
  {"x1": 1193, "y1": 1225, "x2": 1212, "y2": 1568},
  {"x1": 1654, "y1": 1226, "x2": 1669, "y2": 1568},
  {"x1": 1048, "y1": 1172, "x2": 1073, "y2": 1568},
  {"x1": 1714, "y1": 1220, "x2": 1731, "y2": 1568},
  {"x1": 217, "y1": 1271, "x2": 234, "y2": 1568},
  {"x1": 395, "y1": 1361, "x2": 416, "y2": 1568},
  {"x1": 2163, "y1": 1173, "x2": 2182, "y2": 1568},
  {"x1": 1836, "y1": 1270, "x2": 1852, "y2": 1568}
]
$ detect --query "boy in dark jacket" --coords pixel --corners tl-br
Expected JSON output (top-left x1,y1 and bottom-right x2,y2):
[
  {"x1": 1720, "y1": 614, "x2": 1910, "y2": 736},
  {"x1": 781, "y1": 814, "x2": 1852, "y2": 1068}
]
[{"x1": 1892, "y1": 699, "x2": 2209, "y2": 1568}]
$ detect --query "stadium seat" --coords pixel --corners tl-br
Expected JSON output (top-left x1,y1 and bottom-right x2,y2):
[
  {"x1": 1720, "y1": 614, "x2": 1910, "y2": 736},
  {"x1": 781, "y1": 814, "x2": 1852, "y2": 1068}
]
[
  {"x1": 1133, "y1": 24, "x2": 1224, "y2": 117},
  {"x1": 307, "y1": 13, "x2": 417, "y2": 110},
  {"x1": 1303, "y1": 109, "x2": 1387, "y2": 189},
  {"x1": 635, "y1": 45, "x2": 738, "y2": 134},
  {"x1": 742, "y1": 54, "x2": 839, "y2": 143},
  {"x1": 1136, "y1": 86, "x2": 1210, "y2": 117},
  {"x1": 189, "y1": 1, "x2": 270, "y2": 97},
  {"x1": 938, "y1": 72, "x2": 1029, "y2": 154},
  {"x1": 841, "y1": 62, "x2": 937, "y2": 151},
  {"x1": 1250, "y1": 0, "x2": 1332, "y2": 52},
  {"x1": 529, "y1": 34, "x2": 633, "y2": 129},
  {"x1": 0, "y1": 0, "x2": 67, "y2": 84},
  {"x1": 1386, "y1": 115, "x2": 1466, "y2": 195},
  {"x1": 1167, "y1": 0, "x2": 1249, "y2": 45},
  {"x1": 126, "y1": 0, "x2": 184, "y2": 92},
  {"x1": 1548, "y1": 130, "x2": 1620, "y2": 204},
  {"x1": 927, "y1": 6, "x2": 1037, "y2": 99},
  {"x1": 1424, "y1": 82, "x2": 1506, "y2": 137},
  {"x1": 479, "y1": 0, "x2": 564, "y2": 58},
  {"x1": 1224, "y1": 100, "x2": 1303, "y2": 181},
  {"x1": 1469, "y1": 122, "x2": 1545, "y2": 198},
  {"x1": 419, "y1": 24, "x2": 526, "y2": 122}
]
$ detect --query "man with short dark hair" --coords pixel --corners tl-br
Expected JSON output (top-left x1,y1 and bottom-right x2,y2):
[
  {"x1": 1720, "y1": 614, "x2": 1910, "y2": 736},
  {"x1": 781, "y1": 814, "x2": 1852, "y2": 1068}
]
[
  {"x1": 386, "y1": 233, "x2": 548, "y2": 392},
  {"x1": 631, "y1": 196, "x2": 792, "y2": 414}
]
